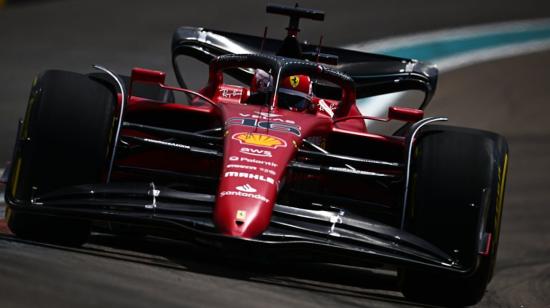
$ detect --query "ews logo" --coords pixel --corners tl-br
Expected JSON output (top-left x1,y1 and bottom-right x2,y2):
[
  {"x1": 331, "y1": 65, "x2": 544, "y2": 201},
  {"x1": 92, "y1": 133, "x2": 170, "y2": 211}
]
[{"x1": 239, "y1": 147, "x2": 272, "y2": 157}]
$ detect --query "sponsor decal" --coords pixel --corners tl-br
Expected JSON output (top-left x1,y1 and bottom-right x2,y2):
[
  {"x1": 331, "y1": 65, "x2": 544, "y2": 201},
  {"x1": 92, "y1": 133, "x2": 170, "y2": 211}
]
[
  {"x1": 227, "y1": 164, "x2": 257, "y2": 171},
  {"x1": 318, "y1": 99, "x2": 335, "y2": 118},
  {"x1": 289, "y1": 75, "x2": 300, "y2": 88},
  {"x1": 236, "y1": 210, "x2": 247, "y2": 221},
  {"x1": 240, "y1": 147, "x2": 272, "y2": 157},
  {"x1": 236, "y1": 184, "x2": 257, "y2": 193},
  {"x1": 259, "y1": 167, "x2": 276, "y2": 176},
  {"x1": 228, "y1": 156, "x2": 278, "y2": 167},
  {"x1": 220, "y1": 88, "x2": 242, "y2": 98},
  {"x1": 224, "y1": 171, "x2": 275, "y2": 185},
  {"x1": 238, "y1": 112, "x2": 291, "y2": 122},
  {"x1": 254, "y1": 111, "x2": 281, "y2": 118},
  {"x1": 219, "y1": 190, "x2": 270, "y2": 203},
  {"x1": 144, "y1": 138, "x2": 190, "y2": 150},
  {"x1": 232, "y1": 132, "x2": 287, "y2": 149},
  {"x1": 227, "y1": 118, "x2": 301, "y2": 136},
  {"x1": 240, "y1": 157, "x2": 278, "y2": 167}
]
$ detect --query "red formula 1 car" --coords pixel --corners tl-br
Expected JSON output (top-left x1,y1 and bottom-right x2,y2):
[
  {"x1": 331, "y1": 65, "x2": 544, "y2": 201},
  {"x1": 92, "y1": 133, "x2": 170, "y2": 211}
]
[{"x1": 2, "y1": 4, "x2": 508, "y2": 306}]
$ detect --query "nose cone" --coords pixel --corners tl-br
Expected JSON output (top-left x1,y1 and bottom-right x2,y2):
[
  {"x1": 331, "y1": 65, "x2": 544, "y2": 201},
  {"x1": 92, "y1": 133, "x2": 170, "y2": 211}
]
[
  {"x1": 215, "y1": 160, "x2": 280, "y2": 238},
  {"x1": 214, "y1": 104, "x2": 317, "y2": 238},
  {"x1": 214, "y1": 188, "x2": 273, "y2": 237},
  {"x1": 214, "y1": 128, "x2": 295, "y2": 238}
]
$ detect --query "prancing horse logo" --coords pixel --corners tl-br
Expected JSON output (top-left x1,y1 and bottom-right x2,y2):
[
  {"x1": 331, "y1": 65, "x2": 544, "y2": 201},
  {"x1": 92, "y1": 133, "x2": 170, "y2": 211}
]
[{"x1": 290, "y1": 75, "x2": 300, "y2": 88}]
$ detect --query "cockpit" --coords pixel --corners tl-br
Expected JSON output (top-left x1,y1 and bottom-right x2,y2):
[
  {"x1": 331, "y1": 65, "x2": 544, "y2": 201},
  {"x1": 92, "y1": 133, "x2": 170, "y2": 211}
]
[
  {"x1": 205, "y1": 54, "x2": 358, "y2": 120},
  {"x1": 247, "y1": 70, "x2": 314, "y2": 112}
]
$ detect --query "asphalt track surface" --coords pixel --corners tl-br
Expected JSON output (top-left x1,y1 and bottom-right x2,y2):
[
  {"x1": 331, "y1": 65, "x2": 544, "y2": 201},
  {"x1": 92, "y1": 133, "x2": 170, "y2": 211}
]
[{"x1": 1, "y1": 1, "x2": 550, "y2": 307}]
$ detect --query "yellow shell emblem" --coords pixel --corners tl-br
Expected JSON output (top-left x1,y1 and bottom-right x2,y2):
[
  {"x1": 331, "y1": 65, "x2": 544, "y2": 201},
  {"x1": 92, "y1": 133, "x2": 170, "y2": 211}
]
[
  {"x1": 289, "y1": 75, "x2": 300, "y2": 88},
  {"x1": 232, "y1": 132, "x2": 287, "y2": 149}
]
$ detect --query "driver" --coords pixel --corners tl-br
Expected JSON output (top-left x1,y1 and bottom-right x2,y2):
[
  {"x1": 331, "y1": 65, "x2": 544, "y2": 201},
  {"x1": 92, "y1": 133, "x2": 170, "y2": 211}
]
[
  {"x1": 247, "y1": 71, "x2": 313, "y2": 112},
  {"x1": 278, "y1": 75, "x2": 313, "y2": 112},
  {"x1": 246, "y1": 69, "x2": 274, "y2": 106}
]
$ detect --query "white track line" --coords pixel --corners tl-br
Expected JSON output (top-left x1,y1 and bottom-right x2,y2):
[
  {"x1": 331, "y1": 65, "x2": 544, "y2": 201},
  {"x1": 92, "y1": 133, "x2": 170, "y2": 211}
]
[
  {"x1": 345, "y1": 18, "x2": 550, "y2": 53},
  {"x1": 345, "y1": 18, "x2": 550, "y2": 72},
  {"x1": 435, "y1": 38, "x2": 550, "y2": 72}
]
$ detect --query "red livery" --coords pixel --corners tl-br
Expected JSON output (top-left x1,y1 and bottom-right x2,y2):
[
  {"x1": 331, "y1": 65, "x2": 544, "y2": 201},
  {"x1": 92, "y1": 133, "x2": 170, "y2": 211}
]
[{"x1": 1, "y1": 4, "x2": 509, "y2": 306}]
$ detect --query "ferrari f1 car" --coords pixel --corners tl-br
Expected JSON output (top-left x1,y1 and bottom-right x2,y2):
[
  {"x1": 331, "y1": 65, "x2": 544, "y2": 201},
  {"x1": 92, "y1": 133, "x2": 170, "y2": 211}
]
[{"x1": 2, "y1": 4, "x2": 508, "y2": 306}]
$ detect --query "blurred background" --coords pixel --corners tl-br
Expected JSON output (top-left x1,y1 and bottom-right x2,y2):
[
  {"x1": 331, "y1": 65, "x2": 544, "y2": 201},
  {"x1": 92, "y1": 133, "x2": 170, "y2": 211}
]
[
  {"x1": 1, "y1": 1, "x2": 549, "y2": 307},
  {"x1": 1, "y1": 0, "x2": 550, "y2": 161}
]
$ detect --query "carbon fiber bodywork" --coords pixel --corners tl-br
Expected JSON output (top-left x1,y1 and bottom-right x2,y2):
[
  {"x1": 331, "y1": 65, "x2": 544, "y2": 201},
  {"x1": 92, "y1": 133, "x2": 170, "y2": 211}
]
[
  {"x1": 6, "y1": 182, "x2": 466, "y2": 273},
  {"x1": 171, "y1": 26, "x2": 438, "y2": 109}
]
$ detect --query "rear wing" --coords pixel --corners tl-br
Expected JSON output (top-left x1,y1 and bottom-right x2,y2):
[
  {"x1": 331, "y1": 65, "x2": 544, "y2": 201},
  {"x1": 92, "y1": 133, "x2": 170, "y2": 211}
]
[{"x1": 171, "y1": 27, "x2": 438, "y2": 109}]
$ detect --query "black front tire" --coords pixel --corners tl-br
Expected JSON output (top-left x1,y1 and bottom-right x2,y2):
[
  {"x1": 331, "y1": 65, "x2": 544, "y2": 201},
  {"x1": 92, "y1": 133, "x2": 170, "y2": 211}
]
[
  {"x1": 6, "y1": 70, "x2": 116, "y2": 246},
  {"x1": 6, "y1": 208, "x2": 91, "y2": 246},
  {"x1": 400, "y1": 125, "x2": 509, "y2": 306}
]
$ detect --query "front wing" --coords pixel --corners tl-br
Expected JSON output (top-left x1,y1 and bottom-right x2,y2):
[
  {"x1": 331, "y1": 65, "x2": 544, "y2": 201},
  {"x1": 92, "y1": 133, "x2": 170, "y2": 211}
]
[{"x1": 6, "y1": 182, "x2": 470, "y2": 274}]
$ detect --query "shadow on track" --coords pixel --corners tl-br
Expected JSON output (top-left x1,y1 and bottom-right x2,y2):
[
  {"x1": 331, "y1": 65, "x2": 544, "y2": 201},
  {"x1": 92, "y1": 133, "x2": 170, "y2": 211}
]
[{"x1": 0, "y1": 232, "x2": 441, "y2": 308}]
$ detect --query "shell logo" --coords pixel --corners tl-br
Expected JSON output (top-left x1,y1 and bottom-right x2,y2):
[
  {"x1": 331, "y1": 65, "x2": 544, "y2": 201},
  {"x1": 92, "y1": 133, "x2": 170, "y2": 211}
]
[{"x1": 232, "y1": 132, "x2": 287, "y2": 149}]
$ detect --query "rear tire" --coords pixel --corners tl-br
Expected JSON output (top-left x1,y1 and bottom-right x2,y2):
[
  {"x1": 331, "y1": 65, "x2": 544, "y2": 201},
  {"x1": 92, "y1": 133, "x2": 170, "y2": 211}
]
[
  {"x1": 400, "y1": 125, "x2": 509, "y2": 306},
  {"x1": 7, "y1": 70, "x2": 116, "y2": 246}
]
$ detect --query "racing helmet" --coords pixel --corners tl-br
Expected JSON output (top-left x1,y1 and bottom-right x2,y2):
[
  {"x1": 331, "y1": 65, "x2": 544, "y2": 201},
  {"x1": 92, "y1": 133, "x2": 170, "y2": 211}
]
[{"x1": 278, "y1": 75, "x2": 313, "y2": 111}]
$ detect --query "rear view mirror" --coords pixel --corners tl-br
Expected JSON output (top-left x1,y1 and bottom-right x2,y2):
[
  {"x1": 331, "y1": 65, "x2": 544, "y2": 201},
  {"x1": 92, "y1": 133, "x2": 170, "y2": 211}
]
[
  {"x1": 387, "y1": 106, "x2": 424, "y2": 123},
  {"x1": 131, "y1": 67, "x2": 166, "y2": 85},
  {"x1": 356, "y1": 89, "x2": 426, "y2": 135}
]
